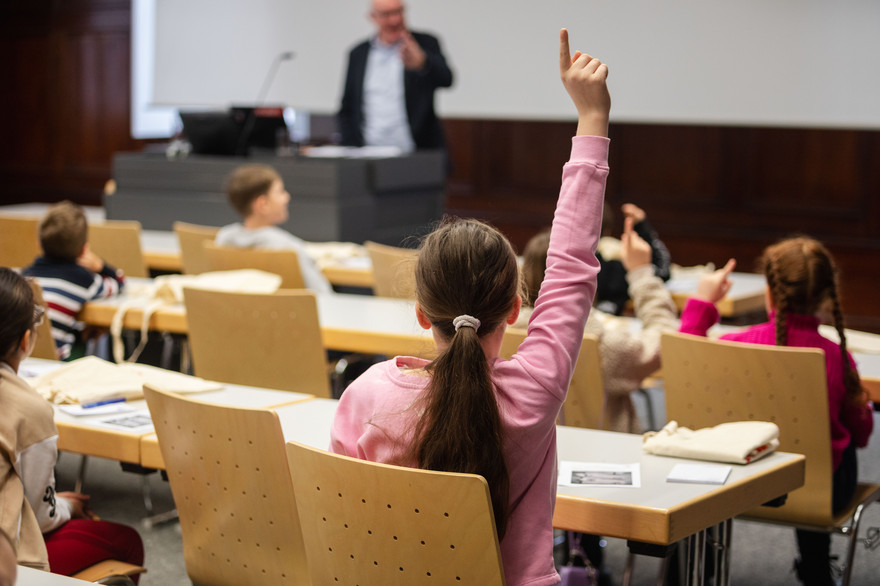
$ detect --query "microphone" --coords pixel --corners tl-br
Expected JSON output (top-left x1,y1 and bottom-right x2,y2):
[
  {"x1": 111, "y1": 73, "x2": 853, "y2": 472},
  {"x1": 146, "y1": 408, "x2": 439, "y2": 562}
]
[
  {"x1": 236, "y1": 51, "x2": 295, "y2": 156},
  {"x1": 255, "y1": 51, "x2": 295, "y2": 105}
]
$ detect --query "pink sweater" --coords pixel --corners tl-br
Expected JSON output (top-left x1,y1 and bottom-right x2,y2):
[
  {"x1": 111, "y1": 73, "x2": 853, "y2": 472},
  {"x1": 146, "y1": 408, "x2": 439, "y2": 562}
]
[
  {"x1": 680, "y1": 299, "x2": 874, "y2": 470},
  {"x1": 330, "y1": 135, "x2": 610, "y2": 586}
]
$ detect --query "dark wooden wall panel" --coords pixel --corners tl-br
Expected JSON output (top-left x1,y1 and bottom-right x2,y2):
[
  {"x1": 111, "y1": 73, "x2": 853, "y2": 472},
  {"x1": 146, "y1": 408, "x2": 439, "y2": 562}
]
[
  {"x1": 0, "y1": 0, "x2": 145, "y2": 206},
  {"x1": 1, "y1": 1, "x2": 878, "y2": 331},
  {"x1": 445, "y1": 120, "x2": 880, "y2": 332}
]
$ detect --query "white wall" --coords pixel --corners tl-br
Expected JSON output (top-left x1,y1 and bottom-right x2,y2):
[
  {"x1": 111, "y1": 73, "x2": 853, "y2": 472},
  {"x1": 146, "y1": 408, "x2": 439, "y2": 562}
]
[{"x1": 145, "y1": 0, "x2": 880, "y2": 128}]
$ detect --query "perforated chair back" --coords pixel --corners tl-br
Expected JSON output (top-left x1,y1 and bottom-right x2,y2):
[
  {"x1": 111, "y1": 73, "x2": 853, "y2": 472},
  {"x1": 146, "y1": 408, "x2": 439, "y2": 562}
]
[
  {"x1": 173, "y1": 222, "x2": 219, "y2": 275},
  {"x1": 364, "y1": 240, "x2": 417, "y2": 299},
  {"x1": 501, "y1": 328, "x2": 604, "y2": 429},
  {"x1": 143, "y1": 385, "x2": 308, "y2": 585},
  {"x1": 88, "y1": 221, "x2": 149, "y2": 278},
  {"x1": 661, "y1": 332, "x2": 833, "y2": 524},
  {"x1": 27, "y1": 279, "x2": 59, "y2": 360},
  {"x1": 0, "y1": 216, "x2": 40, "y2": 268},
  {"x1": 183, "y1": 287, "x2": 331, "y2": 397},
  {"x1": 286, "y1": 441, "x2": 506, "y2": 585},
  {"x1": 204, "y1": 243, "x2": 306, "y2": 289}
]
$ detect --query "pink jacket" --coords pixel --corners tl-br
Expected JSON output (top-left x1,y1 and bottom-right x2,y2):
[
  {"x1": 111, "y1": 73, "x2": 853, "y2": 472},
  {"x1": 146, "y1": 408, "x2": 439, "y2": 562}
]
[
  {"x1": 680, "y1": 299, "x2": 874, "y2": 470},
  {"x1": 331, "y1": 135, "x2": 610, "y2": 586}
]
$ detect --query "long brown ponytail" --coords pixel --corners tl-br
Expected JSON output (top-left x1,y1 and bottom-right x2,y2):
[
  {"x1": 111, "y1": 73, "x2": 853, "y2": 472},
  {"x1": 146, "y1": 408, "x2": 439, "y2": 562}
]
[
  {"x1": 759, "y1": 237, "x2": 864, "y2": 405},
  {"x1": 409, "y1": 218, "x2": 520, "y2": 539}
]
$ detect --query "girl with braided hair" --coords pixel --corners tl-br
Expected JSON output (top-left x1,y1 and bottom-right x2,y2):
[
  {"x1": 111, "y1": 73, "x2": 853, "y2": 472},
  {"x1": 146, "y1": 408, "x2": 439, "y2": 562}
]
[
  {"x1": 331, "y1": 29, "x2": 611, "y2": 585},
  {"x1": 679, "y1": 236, "x2": 874, "y2": 586}
]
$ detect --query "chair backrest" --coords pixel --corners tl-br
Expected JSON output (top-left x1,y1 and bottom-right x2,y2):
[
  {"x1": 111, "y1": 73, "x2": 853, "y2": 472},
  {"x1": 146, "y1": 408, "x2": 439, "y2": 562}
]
[
  {"x1": 143, "y1": 385, "x2": 309, "y2": 586},
  {"x1": 204, "y1": 243, "x2": 305, "y2": 289},
  {"x1": 27, "y1": 279, "x2": 59, "y2": 360},
  {"x1": 501, "y1": 328, "x2": 605, "y2": 429},
  {"x1": 661, "y1": 332, "x2": 832, "y2": 525},
  {"x1": 182, "y1": 287, "x2": 331, "y2": 397},
  {"x1": 364, "y1": 240, "x2": 417, "y2": 299},
  {"x1": 285, "y1": 441, "x2": 506, "y2": 585},
  {"x1": 173, "y1": 222, "x2": 219, "y2": 275},
  {"x1": 88, "y1": 220, "x2": 149, "y2": 278},
  {"x1": 0, "y1": 216, "x2": 40, "y2": 268}
]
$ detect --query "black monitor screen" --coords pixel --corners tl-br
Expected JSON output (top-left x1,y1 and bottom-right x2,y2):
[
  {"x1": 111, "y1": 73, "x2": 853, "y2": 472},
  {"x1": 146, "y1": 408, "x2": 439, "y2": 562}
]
[{"x1": 180, "y1": 107, "x2": 287, "y2": 156}]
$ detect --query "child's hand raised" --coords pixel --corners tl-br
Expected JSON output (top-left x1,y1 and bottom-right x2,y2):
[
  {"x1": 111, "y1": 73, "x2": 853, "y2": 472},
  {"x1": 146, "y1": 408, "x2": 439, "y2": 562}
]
[
  {"x1": 559, "y1": 28, "x2": 610, "y2": 137},
  {"x1": 695, "y1": 258, "x2": 736, "y2": 304},
  {"x1": 620, "y1": 216, "x2": 652, "y2": 271}
]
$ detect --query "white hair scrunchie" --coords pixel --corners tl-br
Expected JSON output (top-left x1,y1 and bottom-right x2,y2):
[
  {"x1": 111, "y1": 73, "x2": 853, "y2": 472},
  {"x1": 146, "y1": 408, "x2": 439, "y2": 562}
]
[{"x1": 452, "y1": 314, "x2": 481, "y2": 332}]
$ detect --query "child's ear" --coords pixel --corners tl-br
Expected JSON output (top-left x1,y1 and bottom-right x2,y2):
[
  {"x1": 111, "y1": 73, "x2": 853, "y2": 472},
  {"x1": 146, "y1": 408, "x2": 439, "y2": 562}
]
[
  {"x1": 251, "y1": 194, "x2": 268, "y2": 215},
  {"x1": 415, "y1": 303, "x2": 432, "y2": 330},
  {"x1": 19, "y1": 329, "x2": 33, "y2": 356},
  {"x1": 506, "y1": 294, "x2": 522, "y2": 325}
]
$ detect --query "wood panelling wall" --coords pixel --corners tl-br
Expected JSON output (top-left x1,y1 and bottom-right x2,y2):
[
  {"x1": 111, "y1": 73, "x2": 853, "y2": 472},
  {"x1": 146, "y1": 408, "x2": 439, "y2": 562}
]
[
  {"x1": 445, "y1": 119, "x2": 880, "y2": 332},
  {"x1": 0, "y1": 0, "x2": 144, "y2": 206},
  {"x1": 2, "y1": 1, "x2": 878, "y2": 331}
]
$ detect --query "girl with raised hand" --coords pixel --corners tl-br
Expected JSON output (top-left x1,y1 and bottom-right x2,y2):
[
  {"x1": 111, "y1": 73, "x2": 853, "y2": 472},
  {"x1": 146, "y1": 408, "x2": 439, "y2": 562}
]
[
  {"x1": 331, "y1": 29, "x2": 610, "y2": 584},
  {"x1": 680, "y1": 237, "x2": 874, "y2": 586}
]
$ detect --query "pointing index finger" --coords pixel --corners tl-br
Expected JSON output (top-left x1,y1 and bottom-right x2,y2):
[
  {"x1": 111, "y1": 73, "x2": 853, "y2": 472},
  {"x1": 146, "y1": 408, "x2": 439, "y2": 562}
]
[{"x1": 559, "y1": 28, "x2": 571, "y2": 74}]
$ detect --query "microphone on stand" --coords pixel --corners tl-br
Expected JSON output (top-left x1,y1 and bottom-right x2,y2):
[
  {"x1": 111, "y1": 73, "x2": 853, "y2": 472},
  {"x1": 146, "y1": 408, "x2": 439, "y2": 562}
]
[{"x1": 236, "y1": 50, "x2": 295, "y2": 156}]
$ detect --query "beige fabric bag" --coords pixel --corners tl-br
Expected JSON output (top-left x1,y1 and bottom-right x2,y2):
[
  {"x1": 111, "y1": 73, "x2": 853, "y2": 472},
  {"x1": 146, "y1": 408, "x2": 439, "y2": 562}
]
[
  {"x1": 642, "y1": 420, "x2": 780, "y2": 464},
  {"x1": 27, "y1": 356, "x2": 223, "y2": 404}
]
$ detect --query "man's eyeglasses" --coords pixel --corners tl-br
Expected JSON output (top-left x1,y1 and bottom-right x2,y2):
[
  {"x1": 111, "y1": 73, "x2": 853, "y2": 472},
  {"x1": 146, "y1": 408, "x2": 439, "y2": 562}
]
[{"x1": 373, "y1": 7, "x2": 404, "y2": 19}]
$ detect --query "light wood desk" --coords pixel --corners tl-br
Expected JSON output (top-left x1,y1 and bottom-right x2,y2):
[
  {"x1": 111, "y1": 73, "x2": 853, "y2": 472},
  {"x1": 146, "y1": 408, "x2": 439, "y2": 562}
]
[
  {"x1": 140, "y1": 229, "x2": 181, "y2": 272},
  {"x1": 80, "y1": 290, "x2": 436, "y2": 358},
  {"x1": 42, "y1": 364, "x2": 803, "y2": 585},
  {"x1": 23, "y1": 358, "x2": 315, "y2": 465},
  {"x1": 136, "y1": 227, "x2": 767, "y2": 317}
]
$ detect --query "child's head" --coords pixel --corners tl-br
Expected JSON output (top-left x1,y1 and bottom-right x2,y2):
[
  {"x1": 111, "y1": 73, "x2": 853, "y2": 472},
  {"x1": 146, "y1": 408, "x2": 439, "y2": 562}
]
[
  {"x1": 522, "y1": 229, "x2": 551, "y2": 306},
  {"x1": 225, "y1": 164, "x2": 288, "y2": 225},
  {"x1": 415, "y1": 218, "x2": 520, "y2": 339},
  {"x1": 39, "y1": 201, "x2": 87, "y2": 261},
  {"x1": 759, "y1": 236, "x2": 864, "y2": 403},
  {"x1": 0, "y1": 267, "x2": 38, "y2": 362},
  {"x1": 410, "y1": 218, "x2": 519, "y2": 538},
  {"x1": 759, "y1": 236, "x2": 838, "y2": 317}
]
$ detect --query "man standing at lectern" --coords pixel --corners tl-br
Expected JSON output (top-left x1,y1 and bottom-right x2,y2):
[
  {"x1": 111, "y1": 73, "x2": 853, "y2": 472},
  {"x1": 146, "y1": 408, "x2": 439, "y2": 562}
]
[{"x1": 338, "y1": 0, "x2": 454, "y2": 153}]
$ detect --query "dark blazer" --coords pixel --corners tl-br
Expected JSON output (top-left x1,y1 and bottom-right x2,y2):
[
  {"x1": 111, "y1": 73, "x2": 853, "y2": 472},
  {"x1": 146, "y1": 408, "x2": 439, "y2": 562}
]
[{"x1": 338, "y1": 31, "x2": 453, "y2": 150}]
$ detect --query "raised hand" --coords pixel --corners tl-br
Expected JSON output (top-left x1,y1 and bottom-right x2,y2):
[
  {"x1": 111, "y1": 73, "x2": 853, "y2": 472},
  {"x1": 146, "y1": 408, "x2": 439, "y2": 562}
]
[
  {"x1": 695, "y1": 258, "x2": 736, "y2": 304},
  {"x1": 559, "y1": 28, "x2": 610, "y2": 137},
  {"x1": 620, "y1": 216, "x2": 652, "y2": 270},
  {"x1": 621, "y1": 203, "x2": 646, "y2": 224},
  {"x1": 400, "y1": 31, "x2": 426, "y2": 70}
]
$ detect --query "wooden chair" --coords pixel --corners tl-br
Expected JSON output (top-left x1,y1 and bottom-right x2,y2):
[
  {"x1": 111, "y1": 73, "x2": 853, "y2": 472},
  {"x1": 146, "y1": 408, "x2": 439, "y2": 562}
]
[
  {"x1": 72, "y1": 559, "x2": 146, "y2": 584},
  {"x1": 182, "y1": 287, "x2": 331, "y2": 397},
  {"x1": 0, "y1": 216, "x2": 40, "y2": 268},
  {"x1": 501, "y1": 328, "x2": 605, "y2": 429},
  {"x1": 173, "y1": 221, "x2": 219, "y2": 274},
  {"x1": 143, "y1": 385, "x2": 309, "y2": 586},
  {"x1": 27, "y1": 279, "x2": 59, "y2": 360},
  {"x1": 204, "y1": 243, "x2": 305, "y2": 289},
  {"x1": 88, "y1": 220, "x2": 149, "y2": 278},
  {"x1": 285, "y1": 441, "x2": 506, "y2": 585},
  {"x1": 364, "y1": 240, "x2": 417, "y2": 299},
  {"x1": 661, "y1": 332, "x2": 880, "y2": 586}
]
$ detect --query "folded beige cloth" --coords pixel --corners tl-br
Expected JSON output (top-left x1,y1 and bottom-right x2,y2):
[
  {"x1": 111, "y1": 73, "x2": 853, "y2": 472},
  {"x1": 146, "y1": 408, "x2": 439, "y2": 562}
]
[
  {"x1": 26, "y1": 356, "x2": 223, "y2": 405},
  {"x1": 642, "y1": 420, "x2": 780, "y2": 464}
]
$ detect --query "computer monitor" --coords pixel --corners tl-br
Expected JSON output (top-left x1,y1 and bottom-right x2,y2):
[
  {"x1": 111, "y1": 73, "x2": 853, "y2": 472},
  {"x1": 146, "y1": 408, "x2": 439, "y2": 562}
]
[
  {"x1": 230, "y1": 106, "x2": 288, "y2": 152},
  {"x1": 179, "y1": 106, "x2": 288, "y2": 156}
]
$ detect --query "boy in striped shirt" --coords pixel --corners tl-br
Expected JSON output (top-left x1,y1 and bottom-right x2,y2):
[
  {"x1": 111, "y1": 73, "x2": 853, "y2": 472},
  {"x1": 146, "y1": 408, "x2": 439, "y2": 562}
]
[{"x1": 22, "y1": 201, "x2": 125, "y2": 360}]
